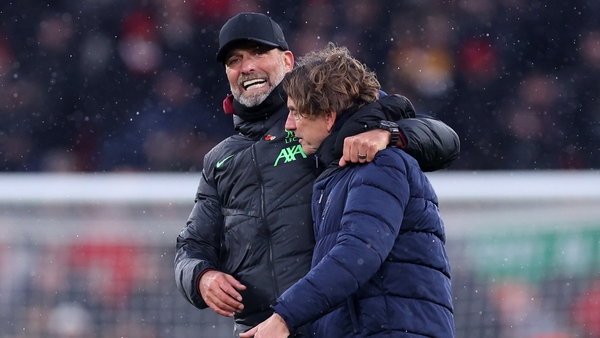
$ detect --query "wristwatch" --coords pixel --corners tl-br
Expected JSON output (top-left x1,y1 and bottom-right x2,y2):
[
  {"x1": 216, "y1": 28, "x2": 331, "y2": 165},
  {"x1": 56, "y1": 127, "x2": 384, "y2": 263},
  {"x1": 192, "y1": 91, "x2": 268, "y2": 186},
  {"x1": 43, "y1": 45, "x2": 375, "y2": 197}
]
[{"x1": 378, "y1": 120, "x2": 400, "y2": 147}]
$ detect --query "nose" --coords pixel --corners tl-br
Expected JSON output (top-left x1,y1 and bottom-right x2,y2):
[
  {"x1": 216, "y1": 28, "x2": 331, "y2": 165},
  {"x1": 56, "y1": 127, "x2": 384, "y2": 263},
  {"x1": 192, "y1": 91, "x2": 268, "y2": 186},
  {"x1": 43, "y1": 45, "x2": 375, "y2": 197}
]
[
  {"x1": 285, "y1": 112, "x2": 296, "y2": 130},
  {"x1": 240, "y1": 55, "x2": 257, "y2": 73}
]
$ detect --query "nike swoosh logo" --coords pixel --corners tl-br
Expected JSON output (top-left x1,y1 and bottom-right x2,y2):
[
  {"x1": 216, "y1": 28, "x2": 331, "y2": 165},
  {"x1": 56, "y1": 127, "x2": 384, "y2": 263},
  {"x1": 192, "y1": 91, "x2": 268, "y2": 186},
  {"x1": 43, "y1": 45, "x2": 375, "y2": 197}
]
[{"x1": 216, "y1": 155, "x2": 234, "y2": 168}]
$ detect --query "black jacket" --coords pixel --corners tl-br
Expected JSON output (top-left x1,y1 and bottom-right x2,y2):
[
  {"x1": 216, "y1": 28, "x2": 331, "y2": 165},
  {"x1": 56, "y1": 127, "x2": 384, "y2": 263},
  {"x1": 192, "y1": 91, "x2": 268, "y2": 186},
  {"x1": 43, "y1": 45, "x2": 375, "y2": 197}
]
[{"x1": 174, "y1": 84, "x2": 459, "y2": 335}]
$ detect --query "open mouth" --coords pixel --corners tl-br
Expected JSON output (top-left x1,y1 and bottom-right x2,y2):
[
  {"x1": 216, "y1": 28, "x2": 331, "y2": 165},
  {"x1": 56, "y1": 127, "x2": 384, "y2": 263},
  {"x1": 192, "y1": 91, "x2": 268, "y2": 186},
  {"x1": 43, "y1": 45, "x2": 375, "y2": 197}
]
[
  {"x1": 243, "y1": 78, "x2": 267, "y2": 90},
  {"x1": 242, "y1": 79, "x2": 267, "y2": 90}
]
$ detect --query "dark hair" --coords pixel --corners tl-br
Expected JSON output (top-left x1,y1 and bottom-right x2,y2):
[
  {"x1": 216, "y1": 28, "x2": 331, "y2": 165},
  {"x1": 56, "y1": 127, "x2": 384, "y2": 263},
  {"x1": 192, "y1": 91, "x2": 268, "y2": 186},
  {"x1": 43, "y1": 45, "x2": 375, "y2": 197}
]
[{"x1": 283, "y1": 43, "x2": 380, "y2": 119}]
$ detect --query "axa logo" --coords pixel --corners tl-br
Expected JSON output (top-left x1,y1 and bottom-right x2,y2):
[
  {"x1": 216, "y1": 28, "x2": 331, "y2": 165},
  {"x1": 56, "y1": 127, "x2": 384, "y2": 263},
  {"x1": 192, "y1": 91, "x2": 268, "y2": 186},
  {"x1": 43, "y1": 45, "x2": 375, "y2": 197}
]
[
  {"x1": 272, "y1": 130, "x2": 305, "y2": 166},
  {"x1": 274, "y1": 144, "x2": 306, "y2": 166}
]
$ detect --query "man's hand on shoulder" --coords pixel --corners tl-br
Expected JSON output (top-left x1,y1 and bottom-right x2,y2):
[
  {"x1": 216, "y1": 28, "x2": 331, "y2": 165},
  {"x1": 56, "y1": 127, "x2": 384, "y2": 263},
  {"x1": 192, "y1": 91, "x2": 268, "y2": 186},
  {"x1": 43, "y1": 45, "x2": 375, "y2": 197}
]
[{"x1": 340, "y1": 129, "x2": 390, "y2": 166}]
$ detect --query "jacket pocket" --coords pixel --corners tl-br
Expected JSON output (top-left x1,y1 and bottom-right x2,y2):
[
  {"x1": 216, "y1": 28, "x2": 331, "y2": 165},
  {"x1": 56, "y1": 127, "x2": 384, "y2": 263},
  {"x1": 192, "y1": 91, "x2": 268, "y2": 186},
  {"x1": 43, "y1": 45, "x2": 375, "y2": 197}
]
[{"x1": 221, "y1": 213, "x2": 256, "y2": 275}]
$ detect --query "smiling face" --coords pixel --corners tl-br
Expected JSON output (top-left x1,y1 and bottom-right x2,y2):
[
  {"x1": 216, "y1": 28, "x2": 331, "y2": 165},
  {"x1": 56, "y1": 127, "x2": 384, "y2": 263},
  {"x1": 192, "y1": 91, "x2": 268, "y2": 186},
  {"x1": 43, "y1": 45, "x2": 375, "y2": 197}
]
[
  {"x1": 285, "y1": 97, "x2": 336, "y2": 156},
  {"x1": 225, "y1": 42, "x2": 294, "y2": 107}
]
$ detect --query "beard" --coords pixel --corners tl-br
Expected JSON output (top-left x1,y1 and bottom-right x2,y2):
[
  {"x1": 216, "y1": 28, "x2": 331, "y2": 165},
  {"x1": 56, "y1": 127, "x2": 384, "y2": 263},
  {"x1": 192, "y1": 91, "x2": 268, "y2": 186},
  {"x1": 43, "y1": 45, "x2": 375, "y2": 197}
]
[
  {"x1": 232, "y1": 80, "x2": 273, "y2": 107},
  {"x1": 230, "y1": 63, "x2": 287, "y2": 107}
]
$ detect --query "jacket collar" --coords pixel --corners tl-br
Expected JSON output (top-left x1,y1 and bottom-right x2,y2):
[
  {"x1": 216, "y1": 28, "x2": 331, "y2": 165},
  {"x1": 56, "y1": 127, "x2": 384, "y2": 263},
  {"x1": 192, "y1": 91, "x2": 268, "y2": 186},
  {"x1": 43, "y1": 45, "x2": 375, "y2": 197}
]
[
  {"x1": 233, "y1": 83, "x2": 287, "y2": 122},
  {"x1": 315, "y1": 106, "x2": 359, "y2": 168},
  {"x1": 230, "y1": 84, "x2": 288, "y2": 138}
]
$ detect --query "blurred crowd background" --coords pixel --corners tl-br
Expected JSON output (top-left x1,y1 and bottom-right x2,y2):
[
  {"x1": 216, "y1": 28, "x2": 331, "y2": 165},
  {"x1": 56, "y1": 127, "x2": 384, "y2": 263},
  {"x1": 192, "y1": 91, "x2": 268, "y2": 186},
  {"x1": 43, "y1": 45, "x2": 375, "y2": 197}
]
[
  {"x1": 1, "y1": 0, "x2": 599, "y2": 172},
  {"x1": 2, "y1": 2, "x2": 600, "y2": 338}
]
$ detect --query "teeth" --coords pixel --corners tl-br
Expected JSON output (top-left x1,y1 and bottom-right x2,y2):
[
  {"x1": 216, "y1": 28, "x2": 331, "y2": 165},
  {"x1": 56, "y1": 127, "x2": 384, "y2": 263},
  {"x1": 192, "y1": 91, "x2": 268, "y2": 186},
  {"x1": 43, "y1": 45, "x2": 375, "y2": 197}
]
[{"x1": 243, "y1": 79, "x2": 266, "y2": 90}]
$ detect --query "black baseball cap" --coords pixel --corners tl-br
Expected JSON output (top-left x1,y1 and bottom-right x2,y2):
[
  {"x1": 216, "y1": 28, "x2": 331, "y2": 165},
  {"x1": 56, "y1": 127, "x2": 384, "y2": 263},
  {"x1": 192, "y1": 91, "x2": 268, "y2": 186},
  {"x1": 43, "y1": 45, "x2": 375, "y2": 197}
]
[{"x1": 216, "y1": 12, "x2": 289, "y2": 63}]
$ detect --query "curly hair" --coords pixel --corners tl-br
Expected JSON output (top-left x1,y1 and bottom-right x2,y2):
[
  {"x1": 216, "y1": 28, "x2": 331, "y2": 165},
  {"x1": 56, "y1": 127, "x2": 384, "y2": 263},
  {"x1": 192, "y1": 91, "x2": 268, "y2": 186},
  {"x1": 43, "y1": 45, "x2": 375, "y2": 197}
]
[{"x1": 283, "y1": 43, "x2": 380, "y2": 119}]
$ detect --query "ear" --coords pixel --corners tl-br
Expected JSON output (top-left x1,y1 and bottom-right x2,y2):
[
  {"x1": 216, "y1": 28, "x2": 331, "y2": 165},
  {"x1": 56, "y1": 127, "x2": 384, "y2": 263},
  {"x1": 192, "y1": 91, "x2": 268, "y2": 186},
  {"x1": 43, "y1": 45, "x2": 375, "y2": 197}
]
[
  {"x1": 325, "y1": 110, "x2": 337, "y2": 133},
  {"x1": 282, "y1": 50, "x2": 294, "y2": 72}
]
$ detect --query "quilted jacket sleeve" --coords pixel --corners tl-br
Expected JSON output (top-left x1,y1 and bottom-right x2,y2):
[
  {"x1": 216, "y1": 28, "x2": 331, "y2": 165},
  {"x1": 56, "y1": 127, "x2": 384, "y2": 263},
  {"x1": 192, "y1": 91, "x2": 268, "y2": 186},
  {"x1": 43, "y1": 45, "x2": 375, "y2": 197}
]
[
  {"x1": 398, "y1": 114, "x2": 460, "y2": 172},
  {"x1": 376, "y1": 94, "x2": 461, "y2": 172},
  {"x1": 337, "y1": 94, "x2": 460, "y2": 172},
  {"x1": 174, "y1": 164, "x2": 223, "y2": 309}
]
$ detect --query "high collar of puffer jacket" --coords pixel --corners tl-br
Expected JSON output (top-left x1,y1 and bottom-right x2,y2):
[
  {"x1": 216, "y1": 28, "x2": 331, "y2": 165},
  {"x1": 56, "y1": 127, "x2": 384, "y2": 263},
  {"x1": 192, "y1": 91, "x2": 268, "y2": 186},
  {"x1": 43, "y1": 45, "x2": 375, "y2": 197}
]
[
  {"x1": 315, "y1": 94, "x2": 414, "y2": 169},
  {"x1": 232, "y1": 84, "x2": 288, "y2": 138},
  {"x1": 315, "y1": 106, "x2": 360, "y2": 168}
]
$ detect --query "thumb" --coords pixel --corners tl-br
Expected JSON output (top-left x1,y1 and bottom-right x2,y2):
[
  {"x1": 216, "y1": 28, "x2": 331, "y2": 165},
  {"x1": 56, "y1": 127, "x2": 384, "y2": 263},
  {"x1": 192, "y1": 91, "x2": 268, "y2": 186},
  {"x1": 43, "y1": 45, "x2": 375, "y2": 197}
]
[
  {"x1": 339, "y1": 156, "x2": 347, "y2": 167},
  {"x1": 239, "y1": 326, "x2": 257, "y2": 338}
]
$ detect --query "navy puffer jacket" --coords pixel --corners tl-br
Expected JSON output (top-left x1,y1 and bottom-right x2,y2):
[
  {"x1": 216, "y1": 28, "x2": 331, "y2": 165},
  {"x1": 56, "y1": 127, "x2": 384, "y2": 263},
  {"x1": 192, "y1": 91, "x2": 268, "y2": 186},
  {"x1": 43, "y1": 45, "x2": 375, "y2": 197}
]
[{"x1": 272, "y1": 98, "x2": 455, "y2": 337}]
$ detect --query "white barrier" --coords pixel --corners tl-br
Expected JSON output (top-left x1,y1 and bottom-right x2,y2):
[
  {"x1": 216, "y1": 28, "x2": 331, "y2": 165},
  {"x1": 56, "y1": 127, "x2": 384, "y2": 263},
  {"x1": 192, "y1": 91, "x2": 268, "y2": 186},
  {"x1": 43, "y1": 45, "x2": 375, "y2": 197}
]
[
  {"x1": 2, "y1": 170, "x2": 599, "y2": 239},
  {"x1": 1, "y1": 170, "x2": 600, "y2": 203}
]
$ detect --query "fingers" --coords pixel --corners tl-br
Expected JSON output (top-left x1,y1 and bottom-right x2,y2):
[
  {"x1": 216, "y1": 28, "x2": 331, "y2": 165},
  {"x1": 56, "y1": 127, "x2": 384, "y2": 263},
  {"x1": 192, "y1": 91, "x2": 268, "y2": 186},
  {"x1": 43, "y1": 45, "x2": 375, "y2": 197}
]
[
  {"x1": 341, "y1": 129, "x2": 389, "y2": 164},
  {"x1": 339, "y1": 156, "x2": 348, "y2": 167},
  {"x1": 238, "y1": 314, "x2": 289, "y2": 338},
  {"x1": 239, "y1": 326, "x2": 257, "y2": 338},
  {"x1": 341, "y1": 137, "x2": 373, "y2": 164},
  {"x1": 199, "y1": 271, "x2": 246, "y2": 317},
  {"x1": 342, "y1": 136, "x2": 361, "y2": 164},
  {"x1": 206, "y1": 287, "x2": 242, "y2": 317},
  {"x1": 225, "y1": 273, "x2": 247, "y2": 291}
]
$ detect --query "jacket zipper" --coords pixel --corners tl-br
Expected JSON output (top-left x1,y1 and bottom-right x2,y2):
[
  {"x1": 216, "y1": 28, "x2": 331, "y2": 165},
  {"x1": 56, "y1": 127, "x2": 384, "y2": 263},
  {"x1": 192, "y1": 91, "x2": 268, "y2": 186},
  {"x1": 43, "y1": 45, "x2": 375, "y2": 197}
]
[{"x1": 252, "y1": 144, "x2": 279, "y2": 298}]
